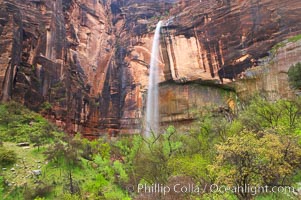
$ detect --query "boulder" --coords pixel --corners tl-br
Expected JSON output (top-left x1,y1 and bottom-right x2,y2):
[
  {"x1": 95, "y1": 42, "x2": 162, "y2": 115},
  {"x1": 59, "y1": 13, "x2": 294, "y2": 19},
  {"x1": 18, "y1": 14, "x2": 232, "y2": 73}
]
[
  {"x1": 32, "y1": 170, "x2": 42, "y2": 176},
  {"x1": 17, "y1": 142, "x2": 30, "y2": 147}
]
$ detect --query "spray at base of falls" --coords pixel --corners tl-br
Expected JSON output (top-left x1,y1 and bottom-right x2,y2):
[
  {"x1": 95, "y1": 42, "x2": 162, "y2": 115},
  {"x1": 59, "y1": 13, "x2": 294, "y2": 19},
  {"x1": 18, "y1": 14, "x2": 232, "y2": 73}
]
[{"x1": 144, "y1": 21, "x2": 162, "y2": 137}]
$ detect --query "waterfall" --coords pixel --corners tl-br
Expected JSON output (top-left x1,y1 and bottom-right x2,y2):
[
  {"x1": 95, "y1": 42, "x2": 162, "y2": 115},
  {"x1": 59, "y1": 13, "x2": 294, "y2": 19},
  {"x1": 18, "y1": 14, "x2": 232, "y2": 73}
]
[
  {"x1": 145, "y1": 21, "x2": 162, "y2": 137},
  {"x1": 1, "y1": 64, "x2": 14, "y2": 102}
]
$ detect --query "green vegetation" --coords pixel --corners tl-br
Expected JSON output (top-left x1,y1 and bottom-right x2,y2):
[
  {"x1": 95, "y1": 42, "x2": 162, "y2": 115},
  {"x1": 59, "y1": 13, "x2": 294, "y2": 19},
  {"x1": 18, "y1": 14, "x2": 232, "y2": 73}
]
[
  {"x1": 0, "y1": 102, "x2": 58, "y2": 143},
  {"x1": 213, "y1": 132, "x2": 301, "y2": 200},
  {"x1": 0, "y1": 98, "x2": 301, "y2": 199},
  {"x1": 0, "y1": 147, "x2": 17, "y2": 167},
  {"x1": 288, "y1": 62, "x2": 301, "y2": 89},
  {"x1": 270, "y1": 41, "x2": 286, "y2": 55},
  {"x1": 288, "y1": 34, "x2": 301, "y2": 43},
  {"x1": 40, "y1": 102, "x2": 52, "y2": 113},
  {"x1": 271, "y1": 34, "x2": 301, "y2": 55},
  {"x1": 0, "y1": 176, "x2": 4, "y2": 199}
]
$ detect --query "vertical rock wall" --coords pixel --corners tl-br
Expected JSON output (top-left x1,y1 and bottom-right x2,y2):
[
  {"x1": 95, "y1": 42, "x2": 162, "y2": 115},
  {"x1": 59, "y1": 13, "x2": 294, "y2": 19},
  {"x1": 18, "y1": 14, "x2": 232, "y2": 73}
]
[
  {"x1": 0, "y1": 0, "x2": 115, "y2": 136},
  {"x1": 235, "y1": 39, "x2": 301, "y2": 100},
  {"x1": 1, "y1": 0, "x2": 301, "y2": 135}
]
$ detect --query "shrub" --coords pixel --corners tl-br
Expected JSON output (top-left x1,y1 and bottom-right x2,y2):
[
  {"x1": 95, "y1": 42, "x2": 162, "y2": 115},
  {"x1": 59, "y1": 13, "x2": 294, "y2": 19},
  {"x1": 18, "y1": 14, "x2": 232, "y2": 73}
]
[
  {"x1": 212, "y1": 131, "x2": 301, "y2": 200},
  {"x1": 61, "y1": 193, "x2": 82, "y2": 200},
  {"x1": 23, "y1": 183, "x2": 53, "y2": 200},
  {"x1": 39, "y1": 101, "x2": 52, "y2": 113},
  {"x1": 0, "y1": 102, "x2": 56, "y2": 143},
  {"x1": 0, "y1": 147, "x2": 17, "y2": 166},
  {"x1": 0, "y1": 176, "x2": 4, "y2": 200},
  {"x1": 288, "y1": 62, "x2": 301, "y2": 89}
]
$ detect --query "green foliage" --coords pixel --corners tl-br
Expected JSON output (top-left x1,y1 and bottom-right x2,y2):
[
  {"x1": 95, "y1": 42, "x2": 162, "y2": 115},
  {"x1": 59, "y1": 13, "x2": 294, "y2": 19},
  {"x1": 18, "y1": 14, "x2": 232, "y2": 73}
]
[
  {"x1": 47, "y1": 135, "x2": 129, "y2": 199},
  {"x1": 29, "y1": 123, "x2": 55, "y2": 151},
  {"x1": 240, "y1": 97, "x2": 281, "y2": 129},
  {"x1": 80, "y1": 138, "x2": 111, "y2": 162},
  {"x1": 103, "y1": 187, "x2": 131, "y2": 200},
  {"x1": 44, "y1": 135, "x2": 83, "y2": 169},
  {"x1": 212, "y1": 131, "x2": 301, "y2": 200},
  {"x1": 91, "y1": 139, "x2": 111, "y2": 160},
  {"x1": 167, "y1": 154, "x2": 209, "y2": 179},
  {"x1": 82, "y1": 155, "x2": 130, "y2": 200},
  {"x1": 1, "y1": 97, "x2": 301, "y2": 200},
  {"x1": 34, "y1": 198, "x2": 46, "y2": 200},
  {"x1": 83, "y1": 172, "x2": 108, "y2": 198},
  {"x1": 133, "y1": 126, "x2": 184, "y2": 184},
  {"x1": 5, "y1": 186, "x2": 24, "y2": 200},
  {"x1": 0, "y1": 147, "x2": 17, "y2": 166},
  {"x1": 271, "y1": 34, "x2": 301, "y2": 55},
  {"x1": 112, "y1": 135, "x2": 142, "y2": 166},
  {"x1": 0, "y1": 176, "x2": 4, "y2": 200},
  {"x1": 0, "y1": 102, "x2": 57, "y2": 143},
  {"x1": 113, "y1": 161, "x2": 129, "y2": 182},
  {"x1": 61, "y1": 193, "x2": 82, "y2": 200},
  {"x1": 255, "y1": 193, "x2": 296, "y2": 200},
  {"x1": 202, "y1": 193, "x2": 238, "y2": 200},
  {"x1": 288, "y1": 62, "x2": 301, "y2": 90},
  {"x1": 23, "y1": 183, "x2": 53, "y2": 200},
  {"x1": 40, "y1": 101, "x2": 52, "y2": 112},
  {"x1": 270, "y1": 41, "x2": 286, "y2": 55},
  {"x1": 288, "y1": 34, "x2": 301, "y2": 43},
  {"x1": 239, "y1": 96, "x2": 301, "y2": 131}
]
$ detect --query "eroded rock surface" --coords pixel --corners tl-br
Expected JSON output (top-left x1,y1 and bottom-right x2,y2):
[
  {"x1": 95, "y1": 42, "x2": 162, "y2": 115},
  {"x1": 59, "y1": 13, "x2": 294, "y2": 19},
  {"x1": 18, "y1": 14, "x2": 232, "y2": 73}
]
[{"x1": 0, "y1": 0, "x2": 301, "y2": 135}]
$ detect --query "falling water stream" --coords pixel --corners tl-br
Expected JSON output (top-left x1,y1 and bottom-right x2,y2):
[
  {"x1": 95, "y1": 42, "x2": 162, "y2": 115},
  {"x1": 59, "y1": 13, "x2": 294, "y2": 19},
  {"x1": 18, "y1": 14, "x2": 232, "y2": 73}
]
[
  {"x1": 144, "y1": 21, "x2": 162, "y2": 137},
  {"x1": 1, "y1": 64, "x2": 13, "y2": 102}
]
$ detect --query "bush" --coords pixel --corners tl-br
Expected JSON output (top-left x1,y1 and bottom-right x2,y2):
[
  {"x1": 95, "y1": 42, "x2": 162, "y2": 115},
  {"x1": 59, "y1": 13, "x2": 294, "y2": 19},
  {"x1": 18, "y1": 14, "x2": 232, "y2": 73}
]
[
  {"x1": 23, "y1": 183, "x2": 53, "y2": 200},
  {"x1": 39, "y1": 101, "x2": 52, "y2": 113},
  {"x1": 288, "y1": 62, "x2": 301, "y2": 89},
  {"x1": 61, "y1": 193, "x2": 82, "y2": 200},
  {"x1": 0, "y1": 176, "x2": 4, "y2": 200},
  {"x1": 0, "y1": 147, "x2": 17, "y2": 166},
  {"x1": 0, "y1": 102, "x2": 56, "y2": 143},
  {"x1": 212, "y1": 131, "x2": 301, "y2": 200}
]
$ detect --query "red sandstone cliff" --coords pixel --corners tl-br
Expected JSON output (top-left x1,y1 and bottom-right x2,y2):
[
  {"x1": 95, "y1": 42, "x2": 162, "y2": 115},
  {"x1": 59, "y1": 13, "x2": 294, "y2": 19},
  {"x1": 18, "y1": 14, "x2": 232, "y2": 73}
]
[{"x1": 0, "y1": 0, "x2": 301, "y2": 135}]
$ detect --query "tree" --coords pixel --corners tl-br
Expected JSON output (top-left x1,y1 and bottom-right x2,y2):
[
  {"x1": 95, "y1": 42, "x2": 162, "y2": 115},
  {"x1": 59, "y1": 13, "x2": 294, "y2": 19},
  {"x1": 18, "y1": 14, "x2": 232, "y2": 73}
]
[
  {"x1": 288, "y1": 62, "x2": 301, "y2": 89},
  {"x1": 277, "y1": 99, "x2": 301, "y2": 130},
  {"x1": 212, "y1": 131, "x2": 301, "y2": 200},
  {"x1": 240, "y1": 97, "x2": 283, "y2": 130},
  {"x1": 239, "y1": 96, "x2": 301, "y2": 133},
  {"x1": 134, "y1": 126, "x2": 183, "y2": 184},
  {"x1": 44, "y1": 135, "x2": 83, "y2": 195},
  {"x1": 167, "y1": 154, "x2": 209, "y2": 181},
  {"x1": 29, "y1": 123, "x2": 54, "y2": 151}
]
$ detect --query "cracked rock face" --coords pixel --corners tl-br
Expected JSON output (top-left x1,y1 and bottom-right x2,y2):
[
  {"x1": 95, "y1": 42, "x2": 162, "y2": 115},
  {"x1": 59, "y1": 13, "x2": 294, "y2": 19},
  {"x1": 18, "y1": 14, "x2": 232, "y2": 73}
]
[
  {"x1": 154, "y1": 0, "x2": 301, "y2": 83},
  {"x1": 0, "y1": 0, "x2": 114, "y2": 136},
  {"x1": 0, "y1": 0, "x2": 301, "y2": 135}
]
